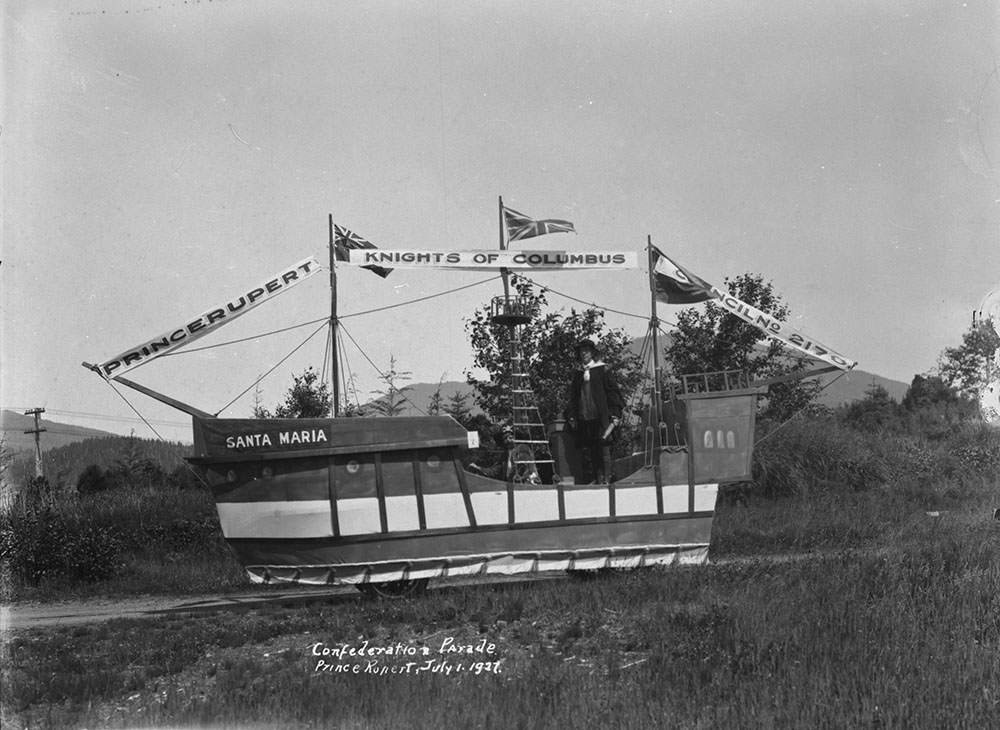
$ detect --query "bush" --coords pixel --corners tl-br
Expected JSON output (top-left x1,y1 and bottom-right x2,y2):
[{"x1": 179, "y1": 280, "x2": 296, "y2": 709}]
[
  {"x1": 0, "y1": 505, "x2": 122, "y2": 584},
  {"x1": 750, "y1": 416, "x2": 889, "y2": 498},
  {"x1": 166, "y1": 463, "x2": 208, "y2": 491},
  {"x1": 76, "y1": 464, "x2": 108, "y2": 495},
  {"x1": 746, "y1": 414, "x2": 1000, "y2": 506},
  {"x1": 2, "y1": 477, "x2": 226, "y2": 590}
]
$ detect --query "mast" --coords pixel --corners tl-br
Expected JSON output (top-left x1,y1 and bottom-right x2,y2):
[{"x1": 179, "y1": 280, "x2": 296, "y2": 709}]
[
  {"x1": 646, "y1": 238, "x2": 664, "y2": 494},
  {"x1": 497, "y1": 195, "x2": 514, "y2": 429},
  {"x1": 328, "y1": 214, "x2": 340, "y2": 418},
  {"x1": 498, "y1": 195, "x2": 510, "y2": 298},
  {"x1": 647, "y1": 237, "x2": 663, "y2": 449}
]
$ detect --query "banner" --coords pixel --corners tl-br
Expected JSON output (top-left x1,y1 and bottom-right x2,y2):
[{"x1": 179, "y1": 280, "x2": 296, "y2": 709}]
[
  {"x1": 345, "y1": 249, "x2": 637, "y2": 270},
  {"x1": 97, "y1": 256, "x2": 322, "y2": 378},
  {"x1": 711, "y1": 288, "x2": 857, "y2": 371}
]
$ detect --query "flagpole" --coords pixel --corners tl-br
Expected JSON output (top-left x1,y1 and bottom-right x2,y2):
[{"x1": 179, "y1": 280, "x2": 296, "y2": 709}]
[
  {"x1": 328, "y1": 214, "x2": 340, "y2": 418},
  {"x1": 498, "y1": 195, "x2": 510, "y2": 300},
  {"x1": 647, "y1": 238, "x2": 664, "y2": 485}
]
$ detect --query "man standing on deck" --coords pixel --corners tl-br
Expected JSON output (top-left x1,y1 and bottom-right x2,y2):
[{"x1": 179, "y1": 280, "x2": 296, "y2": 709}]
[{"x1": 567, "y1": 339, "x2": 623, "y2": 484}]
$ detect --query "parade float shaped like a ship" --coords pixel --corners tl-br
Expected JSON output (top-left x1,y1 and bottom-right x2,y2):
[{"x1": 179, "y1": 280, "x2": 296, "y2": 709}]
[{"x1": 84, "y1": 200, "x2": 855, "y2": 596}]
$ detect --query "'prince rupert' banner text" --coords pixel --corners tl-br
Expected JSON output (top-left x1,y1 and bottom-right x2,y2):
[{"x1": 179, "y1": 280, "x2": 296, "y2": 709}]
[{"x1": 97, "y1": 256, "x2": 322, "y2": 379}]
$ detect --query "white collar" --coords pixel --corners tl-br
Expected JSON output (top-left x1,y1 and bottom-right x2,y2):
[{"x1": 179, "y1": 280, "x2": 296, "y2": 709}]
[{"x1": 582, "y1": 360, "x2": 604, "y2": 381}]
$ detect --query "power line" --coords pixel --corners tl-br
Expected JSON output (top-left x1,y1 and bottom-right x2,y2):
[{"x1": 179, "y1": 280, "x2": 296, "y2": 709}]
[
  {"x1": 1, "y1": 407, "x2": 189, "y2": 427},
  {"x1": 0, "y1": 426, "x2": 177, "y2": 437}
]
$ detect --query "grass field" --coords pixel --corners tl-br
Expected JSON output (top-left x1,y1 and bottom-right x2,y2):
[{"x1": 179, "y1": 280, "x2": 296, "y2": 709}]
[
  {"x1": 4, "y1": 532, "x2": 998, "y2": 729},
  {"x1": 2, "y1": 418, "x2": 999, "y2": 728}
]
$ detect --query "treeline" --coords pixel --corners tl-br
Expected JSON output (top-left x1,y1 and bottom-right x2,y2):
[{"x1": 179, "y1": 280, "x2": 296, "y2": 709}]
[
  {"x1": 5, "y1": 434, "x2": 193, "y2": 493},
  {"x1": 838, "y1": 374, "x2": 981, "y2": 435}
]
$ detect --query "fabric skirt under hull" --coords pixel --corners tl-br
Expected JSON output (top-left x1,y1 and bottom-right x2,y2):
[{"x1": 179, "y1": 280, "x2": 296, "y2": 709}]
[{"x1": 227, "y1": 513, "x2": 715, "y2": 586}]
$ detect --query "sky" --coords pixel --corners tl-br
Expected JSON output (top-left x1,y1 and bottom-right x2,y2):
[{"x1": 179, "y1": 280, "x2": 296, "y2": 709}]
[{"x1": 2, "y1": 0, "x2": 998, "y2": 444}]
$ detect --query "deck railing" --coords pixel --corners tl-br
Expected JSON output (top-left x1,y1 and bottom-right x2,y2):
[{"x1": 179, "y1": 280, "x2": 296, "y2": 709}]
[{"x1": 669, "y1": 369, "x2": 752, "y2": 396}]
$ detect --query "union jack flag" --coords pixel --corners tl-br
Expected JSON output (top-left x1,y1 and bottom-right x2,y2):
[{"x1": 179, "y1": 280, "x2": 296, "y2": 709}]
[
  {"x1": 503, "y1": 206, "x2": 576, "y2": 242},
  {"x1": 333, "y1": 224, "x2": 392, "y2": 278}
]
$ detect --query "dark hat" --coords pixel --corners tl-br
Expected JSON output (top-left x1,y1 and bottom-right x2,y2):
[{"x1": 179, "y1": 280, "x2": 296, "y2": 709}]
[
  {"x1": 493, "y1": 425, "x2": 515, "y2": 447},
  {"x1": 575, "y1": 339, "x2": 599, "y2": 355}
]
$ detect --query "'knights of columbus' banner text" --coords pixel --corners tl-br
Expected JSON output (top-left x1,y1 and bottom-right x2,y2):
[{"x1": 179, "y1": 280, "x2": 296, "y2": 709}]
[
  {"x1": 711, "y1": 288, "x2": 857, "y2": 371},
  {"x1": 97, "y1": 256, "x2": 322, "y2": 379},
  {"x1": 345, "y1": 249, "x2": 637, "y2": 270}
]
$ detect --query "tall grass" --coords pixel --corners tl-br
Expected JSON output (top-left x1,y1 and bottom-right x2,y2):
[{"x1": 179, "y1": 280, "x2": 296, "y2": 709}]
[
  {"x1": 713, "y1": 417, "x2": 1000, "y2": 557},
  {"x1": 0, "y1": 483, "x2": 246, "y2": 600}
]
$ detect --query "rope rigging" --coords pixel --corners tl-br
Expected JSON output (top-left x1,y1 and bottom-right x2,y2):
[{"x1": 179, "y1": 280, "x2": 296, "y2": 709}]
[
  {"x1": 161, "y1": 275, "x2": 502, "y2": 357},
  {"x1": 102, "y1": 378, "x2": 212, "y2": 488},
  {"x1": 337, "y1": 322, "x2": 429, "y2": 417},
  {"x1": 214, "y1": 321, "x2": 329, "y2": 416},
  {"x1": 107, "y1": 260, "x2": 849, "y2": 456}
]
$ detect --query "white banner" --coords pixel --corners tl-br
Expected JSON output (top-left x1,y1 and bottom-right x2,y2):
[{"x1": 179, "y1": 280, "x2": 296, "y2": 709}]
[
  {"x1": 711, "y1": 288, "x2": 856, "y2": 371},
  {"x1": 97, "y1": 256, "x2": 322, "y2": 378},
  {"x1": 345, "y1": 249, "x2": 637, "y2": 270}
]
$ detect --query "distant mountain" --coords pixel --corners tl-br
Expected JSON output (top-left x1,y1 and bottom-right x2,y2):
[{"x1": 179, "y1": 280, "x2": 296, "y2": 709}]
[
  {"x1": 4, "y1": 432, "x2": 193, "y2": 491},
  {"x1": 813, "y1": 370, "x2": 908, "y2": 408},
  {"x1": 623, "y1": 334, "x2": 909, "y2": 408},
  {"x1": 365, "y1": 381, "x2": 480, "y2": 417},
  {"x1": 1, "y1": 410, "x2": 116, "y2": 454}
]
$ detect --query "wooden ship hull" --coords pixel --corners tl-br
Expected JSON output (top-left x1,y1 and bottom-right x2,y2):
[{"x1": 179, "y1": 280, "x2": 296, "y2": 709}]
[{"x1": 189, "y1": 382, "x2": 762, "y2": 587}]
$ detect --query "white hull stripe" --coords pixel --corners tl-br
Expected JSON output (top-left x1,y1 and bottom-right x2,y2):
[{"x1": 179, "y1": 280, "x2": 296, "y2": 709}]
[{"x1": 216, "y1": 484, "x2": 719, "y2": 540}]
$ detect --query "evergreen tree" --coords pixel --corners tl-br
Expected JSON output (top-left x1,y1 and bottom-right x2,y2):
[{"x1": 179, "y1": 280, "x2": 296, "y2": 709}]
[
  {"x1": 841, "y1": 383, "x2": 904, "y2": 432},
  {"x1": 443, "y1": 390, "x2": 473, "y2": 426},
  {"x1": 368, "y1": 356, "x2": 413, "y2": 417},
  {"x1": 427, "y1": 375, "x2": 448, "y2": 416}
]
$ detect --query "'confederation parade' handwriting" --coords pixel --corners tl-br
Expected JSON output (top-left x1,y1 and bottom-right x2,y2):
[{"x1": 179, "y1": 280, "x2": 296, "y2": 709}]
[
  {"x1": 310, "y1": 638, "x2": 502, "y2": 677},
  {"x1": 310, "y1": 637, "x2": 497, "y2": 658}
]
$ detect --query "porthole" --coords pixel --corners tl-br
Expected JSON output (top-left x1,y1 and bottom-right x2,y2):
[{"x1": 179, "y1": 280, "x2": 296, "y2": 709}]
[
  {"x1": 425, "y1": 454, "x2": 442, "y2": 470},
  {"x1": 346, "y1": 459, "x2": 362, "y2": 475},
  {"x1": 261, "y1": 466, "x2": 274, "y2": 479}
]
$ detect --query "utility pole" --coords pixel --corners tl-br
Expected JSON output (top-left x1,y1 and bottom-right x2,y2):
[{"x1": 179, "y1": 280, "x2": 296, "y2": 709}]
[{"x1": 23, "y1": 408, "x2": 46, "y2": 479}]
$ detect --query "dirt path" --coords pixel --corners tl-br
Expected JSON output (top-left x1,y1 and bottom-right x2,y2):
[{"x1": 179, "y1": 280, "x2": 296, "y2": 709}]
[
  {"x1": 1, "y1": 586, "x2": 357, "y2": 632},
  {"x1": 0, "y1": 551, "x2": 855, "y2": 633}
]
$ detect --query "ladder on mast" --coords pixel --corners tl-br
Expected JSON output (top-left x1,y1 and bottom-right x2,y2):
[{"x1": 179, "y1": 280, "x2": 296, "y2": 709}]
[{"x1": 490, "y1": 296, "x2": 553, "y2": 480}]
